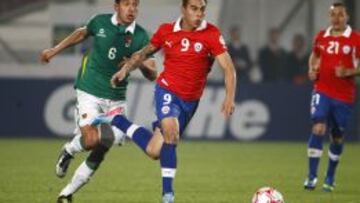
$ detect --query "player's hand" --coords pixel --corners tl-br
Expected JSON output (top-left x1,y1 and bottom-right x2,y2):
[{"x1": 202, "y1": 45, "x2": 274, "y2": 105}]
[
  {"x1": 308, "y1": 66, "x2": 319, "y2": 81},
  {"x1": 221, "y1": 97, "x2": 235, "y2": 118},
  {"x1": 335, "y1": 66, "x2": 353, "y2": 78},
  {"x1": 40, "y1": 48, "x2": 56, "y2": 64},
  {"x1": 111, "y1": 66, "x2": 129, "y2": 88}
]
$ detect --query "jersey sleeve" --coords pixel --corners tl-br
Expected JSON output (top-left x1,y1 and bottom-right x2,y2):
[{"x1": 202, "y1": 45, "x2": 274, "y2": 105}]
[
  {"x1": 208, "y1": 28, "x2": 227, "y2": 57},
  {"x1": 150, "y1": 24, "x2": 165, "y2": 49},
  {"x1": 85, "y1": 15, "x2": 98, "y2": 36},
  {"x1": 312, "y1": 32, "x2": 322, "y2": 56},
  {"x1": 357, "y1": 32, "x2": 360, "y2": 59}
]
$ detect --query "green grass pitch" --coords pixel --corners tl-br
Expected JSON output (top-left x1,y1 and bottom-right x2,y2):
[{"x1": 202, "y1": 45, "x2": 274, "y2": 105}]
[{"x1": 0, "y1": 139, "x2": 359, "y2": 203}]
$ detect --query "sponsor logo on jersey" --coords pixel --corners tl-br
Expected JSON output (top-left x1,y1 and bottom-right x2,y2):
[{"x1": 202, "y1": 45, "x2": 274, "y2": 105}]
[
  {"x1": 165, "y1": 40, "x2": 173, "y2": 48},
  {"x1": 96, "y1": 28, "x2": 107, "y2": 38},
  {"x1": 194, "y1": 42, "x2": 203, "y2": 52},
  {"x1": 342, "y1": 45, "x2": 351, "y2": 54},
  {"x1": 162, "y1": 106, "x2": 170, "y2": 114}
]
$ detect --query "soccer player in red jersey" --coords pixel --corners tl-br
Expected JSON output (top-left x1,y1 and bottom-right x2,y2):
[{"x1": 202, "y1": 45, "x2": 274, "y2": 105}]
[
  {"x1": 304, "y1": 2, "x2": 360, "y2": 192},
  {"x1": 92, "y1": 0, "x2": 236, "y2": 202}
]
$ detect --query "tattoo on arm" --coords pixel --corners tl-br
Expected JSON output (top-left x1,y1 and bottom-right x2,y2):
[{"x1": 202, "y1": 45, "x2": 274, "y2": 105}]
[{"x1": 125, "y1": 44, "x2": 159, "y2": 72}]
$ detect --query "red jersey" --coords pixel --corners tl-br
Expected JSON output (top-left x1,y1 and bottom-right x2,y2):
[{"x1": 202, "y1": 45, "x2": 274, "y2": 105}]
[
  {"x1": 150, "y1": 18, "x2": 227, "y2": 101},
  {"x1": 313, "y1": 26, "x2": 360, "y2": 103}
]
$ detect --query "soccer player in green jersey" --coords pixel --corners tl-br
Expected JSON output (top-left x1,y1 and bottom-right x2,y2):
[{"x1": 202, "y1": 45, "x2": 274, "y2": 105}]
[{"x1": 40, "y1": 0, "x2": 157, "y2": 202}]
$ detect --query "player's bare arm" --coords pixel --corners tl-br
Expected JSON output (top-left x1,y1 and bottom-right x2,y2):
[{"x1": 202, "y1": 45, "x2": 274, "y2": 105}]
[
  {"x1": 216, "y1": 51, "x2": 236, "y2": 118},
  {"x1": 40, "y1": 27, "x2": 88, "y2": 64},
  {"x1": 308, "y1": 51, "x2": 320, "y2": 81},
  {"x1": 118, "y1": 57, "x2": 157, "y2": 81},
  {"x1": 111, "y1": 43, "x2": 159, "y2": 87},
  {"x1": 335, "y1": 65, "x2": 360, "y2": 78},
  {"x1": 139, "y1": 59, "x2": 158, "y2": 81}
]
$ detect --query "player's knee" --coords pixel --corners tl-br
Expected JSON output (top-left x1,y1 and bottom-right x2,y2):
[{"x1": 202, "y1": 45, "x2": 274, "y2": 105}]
[
  {"x1": 146, "y1": 146, "x2": 160, "y2": 160},
  {"x1": 145, "y1": 139, "x2": 161, "y2": 160},
  {"x1": 162, "y1": 126, "x2": 179, "y2": 144},
  {"x1": 88, "y1": 144, "x2": 109, "y2": 163},
  {"x1": 312, "y1": 123, "x2": 326, "y2": 136},
  {"x1": 81, "y1": 126, "x2": 100, "y2": 150}
]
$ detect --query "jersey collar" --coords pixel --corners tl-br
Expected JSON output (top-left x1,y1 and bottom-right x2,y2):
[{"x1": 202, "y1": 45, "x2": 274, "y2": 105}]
[
  {"x1": 324, "y1": 25, "x2": 352, "y2": 38},
  {"x1": 173, "y1": 17, "x2": 207, "y2": 32},
  {"x1": 111, "y1": 13, "x2": 136, "y2": 34}
]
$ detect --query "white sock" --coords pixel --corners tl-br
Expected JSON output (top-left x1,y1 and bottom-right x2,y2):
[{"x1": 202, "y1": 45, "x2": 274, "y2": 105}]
[
  {"x1": 59, "y1": 161, "x2": 94, "y2": 197},
  {"x1": 65, "y1": 134, "x2": 84, "y2": 156}
]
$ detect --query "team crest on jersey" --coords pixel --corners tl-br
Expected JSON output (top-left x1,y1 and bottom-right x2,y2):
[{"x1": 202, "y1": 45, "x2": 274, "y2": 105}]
[
  {"x1": 194, "y1": 42, "x2": 203, "y2": 52},
  {"x1": 342, "y1": 45, "x2": 351, "y2": 55},
  {"x1": 96, "y1": 28, "x2": 107, "y2": 38},
  {"x1": 161, "y1": 106, "x2": 170, "y2": 114},
  {"x1": 124, "y1": 35, "x2": 132, "y2": 48}
]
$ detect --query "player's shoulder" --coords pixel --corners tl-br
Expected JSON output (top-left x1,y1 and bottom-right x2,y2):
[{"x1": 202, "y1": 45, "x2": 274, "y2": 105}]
[
  {"x1": 88, "y1": 13, "x2": 112, "y2": 23},
  {"x1": 134, "y1": 24, "x2": 148, "y2": 34},
  {"x1": 205, "y1": 22, "x2": 221, "y2": 33},
  {"x1": 350, "y1": 29, "x2": 360, "y2": 38},
  {"x1": 157, "y1": 22, "x2": 175, "y2": 33},
  {"x1": 315, "y1": 30, "x2": 326, "y2": 39}
]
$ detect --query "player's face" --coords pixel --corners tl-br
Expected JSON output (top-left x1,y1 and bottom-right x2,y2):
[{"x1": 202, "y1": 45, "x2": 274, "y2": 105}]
[
  {"x1": 114, "y1": 0, "x2": 139, "y2": 25},
  {"x1": 181, "y1": 0, "x2": 206, "y2": 30},
  {"x1": 329, "y1": 6, "x2": 348, "y2": 31}
]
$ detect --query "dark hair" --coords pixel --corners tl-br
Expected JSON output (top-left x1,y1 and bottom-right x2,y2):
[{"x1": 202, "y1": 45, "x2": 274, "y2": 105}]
[
  {"x1": 331, "y1": 2, "x2": 348, "y2": 12},
  {"x1": 115, "y1": 0, "x2": 139, "y2": 3},
  {"x1": 182, "y1": 0, "x2": 207, "y2": 7}
]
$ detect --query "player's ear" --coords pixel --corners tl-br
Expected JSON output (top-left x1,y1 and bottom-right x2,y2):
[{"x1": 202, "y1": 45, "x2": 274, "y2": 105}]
[
  {"x1": 181, "y1": 4, "x2": 186, "y2": 14},
  {"x1": 346, "y1": 13, "x2": 350, "y2": 23},
  {"x1": 114, "y1": 3, "x2": 119, "y2": 11}
]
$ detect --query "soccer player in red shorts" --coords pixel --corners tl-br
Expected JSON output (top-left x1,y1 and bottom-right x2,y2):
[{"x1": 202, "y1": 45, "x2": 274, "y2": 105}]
[
  {"x1": 304, "y1": 2, "x2": 360, "y2": 192},
  {"x1": 92, "y1": 0, "x2": 236, "y2": 202}
]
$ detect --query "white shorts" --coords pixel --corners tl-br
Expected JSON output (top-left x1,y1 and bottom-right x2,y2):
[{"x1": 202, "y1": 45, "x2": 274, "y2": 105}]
[{"x1": 74, "y1": 89, "x2": 127, "y2": 145}]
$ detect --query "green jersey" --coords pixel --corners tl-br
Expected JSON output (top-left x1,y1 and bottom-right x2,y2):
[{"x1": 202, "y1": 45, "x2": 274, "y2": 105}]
[{"x1": 75, "y1": 13, "x2": 150, "y2": 100}]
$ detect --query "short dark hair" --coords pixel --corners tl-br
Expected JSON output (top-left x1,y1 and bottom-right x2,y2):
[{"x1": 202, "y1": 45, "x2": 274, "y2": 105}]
[
  {"x1": 331, "y1": 2, "x2": 348, "y2": 12},
  {"x1": 182, "y1": 0, "x2": 207, "y2": 7},
  {"x1": 115, "y1": 0, "x2": 139, "y2": 3}
]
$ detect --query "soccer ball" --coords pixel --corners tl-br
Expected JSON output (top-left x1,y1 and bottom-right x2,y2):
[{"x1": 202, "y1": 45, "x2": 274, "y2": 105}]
[{"x1": 251, "y1": 187, "x2": 284, "y2": 203}]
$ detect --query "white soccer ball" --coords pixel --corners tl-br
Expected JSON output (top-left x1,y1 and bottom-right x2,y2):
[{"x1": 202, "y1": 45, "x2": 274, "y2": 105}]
[{"x1": 251, "y1": 187, "x2": 284, "y2": 203}]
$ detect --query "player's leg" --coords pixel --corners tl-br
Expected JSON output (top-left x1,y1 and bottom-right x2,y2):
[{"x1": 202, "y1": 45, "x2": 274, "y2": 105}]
[
  {"x1": 92, "y1": 100, "x2": 164, "y2": 159},
  {"x1": 323, "y1": 101, "x2": 352, "y2": 192},
  {"x1": 57, "y1": 101, "x2": 127, "y2": 200},
  {"x1": 57, "y1": 135, "x2": 110, "y2": 201},
  {"x1": 148, "y1": 85, "x2": 180, "y2": 203},
  {"x1": 159, "y1": 117, "x2": 179, "y2": 202},
  {"x1": 56, "y1": 90, "x2": 102, "y2": 178},
  {"x1": 157, "y1": 86, "x2": 199, "y2": 203},
  {"x1": 304, "y1": 92, "x2": 330, "y2": 190}
]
